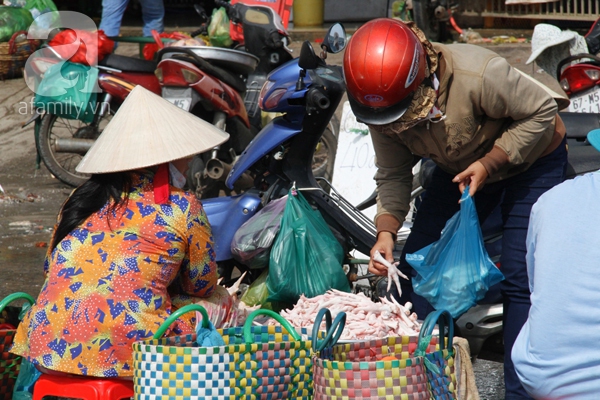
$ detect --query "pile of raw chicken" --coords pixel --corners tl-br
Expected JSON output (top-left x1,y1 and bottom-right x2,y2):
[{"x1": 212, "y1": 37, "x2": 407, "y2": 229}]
[
  {"x1": 197, "y1": 273, "x2": 421, "y2": 341},
  {"x1": 279, "y1": 289, "x2": 421, "y2": 341}
]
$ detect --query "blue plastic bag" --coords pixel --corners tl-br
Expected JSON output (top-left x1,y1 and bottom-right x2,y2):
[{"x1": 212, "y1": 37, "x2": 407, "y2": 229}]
[
  {"x1": 406, "y1": 187, "x2": 504, "y2": 318},
  {"x1": 12, "y1": 359, "x2": 41, "y2": 400}
]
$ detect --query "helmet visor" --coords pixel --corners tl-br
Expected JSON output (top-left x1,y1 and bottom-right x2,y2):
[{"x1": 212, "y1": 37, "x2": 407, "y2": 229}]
[{"x1": 348, "y1": 91, "x2": 415, "y2": 126}]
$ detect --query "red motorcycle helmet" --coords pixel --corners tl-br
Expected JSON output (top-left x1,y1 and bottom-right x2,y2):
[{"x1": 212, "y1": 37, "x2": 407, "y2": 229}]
[{"x1": 344, "y1": 18, "x2": 428, "y2": 125}]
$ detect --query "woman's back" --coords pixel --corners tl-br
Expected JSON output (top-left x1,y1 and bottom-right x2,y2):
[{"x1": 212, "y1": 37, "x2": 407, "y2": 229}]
[{"x1": 10, "y1": 171, "x2": 216, "y2": 377}]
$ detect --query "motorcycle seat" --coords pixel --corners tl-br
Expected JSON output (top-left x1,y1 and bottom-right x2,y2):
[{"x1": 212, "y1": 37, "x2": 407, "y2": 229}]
[
  {"x1": 170, "y1": 53, "x2": 247, "y2": 93},
  {"x1": 99, "y1": 54, "x2": 158, "y2": 73}
]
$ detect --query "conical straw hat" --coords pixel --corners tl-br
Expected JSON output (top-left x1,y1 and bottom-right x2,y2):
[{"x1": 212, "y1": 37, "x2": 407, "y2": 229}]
[{"x1": 76, "y1": 85, "x2": 230, "y2": 174}]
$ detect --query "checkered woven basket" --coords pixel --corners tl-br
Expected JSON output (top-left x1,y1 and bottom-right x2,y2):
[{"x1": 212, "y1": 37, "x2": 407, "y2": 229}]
[
  {"x1": 133, "y1": 306, "x2": 323, "y2": 400},
  {"x1": 312, "y1": 335, "x2": 434, "y2": 400},
  {"x1": 0, "y1": 292, "x2": 35, "y2": 400},
  {"x1": 312, "y1": 310, "x2": 458, "y2": 400}
]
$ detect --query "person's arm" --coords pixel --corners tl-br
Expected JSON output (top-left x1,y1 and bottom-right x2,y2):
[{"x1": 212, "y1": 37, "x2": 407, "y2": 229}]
[
  {"x1": 453, "y1": 57, "x2": 558, "y2": 195},
  {"x1": 368, "y1": 127, "x2": 414, "y2": 274},
  {"x1": 370, "y1": 127, "x2": 415, "y2": 234},
  {"x1": 177, "y1": 198, "x2": 218, "y2": 298}
]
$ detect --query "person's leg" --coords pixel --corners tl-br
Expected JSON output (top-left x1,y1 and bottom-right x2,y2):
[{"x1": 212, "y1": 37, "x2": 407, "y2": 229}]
[
  {"x1": 140, "y1": 0, "x2": 165, "y2": 37},
  {"x1": 99, "y1": 0, "x2": 130, "y2": 37},
  {"x1": 394, "y1": 166, "x2": 461, "y2": 318},
  {"x1": 500, "y1": 137, "x2": 568, "y2": 399}
]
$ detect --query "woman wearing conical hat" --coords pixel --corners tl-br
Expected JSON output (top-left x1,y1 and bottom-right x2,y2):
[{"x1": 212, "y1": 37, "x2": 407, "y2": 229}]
[{"x1": 10, "y1": 86, "x2": 230, "y2": 378}]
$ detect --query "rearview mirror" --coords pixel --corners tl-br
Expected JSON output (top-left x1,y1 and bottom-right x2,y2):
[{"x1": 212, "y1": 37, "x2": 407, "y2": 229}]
[{"x1": 322, "y1": 23, "x2": 346, "y2": 54}]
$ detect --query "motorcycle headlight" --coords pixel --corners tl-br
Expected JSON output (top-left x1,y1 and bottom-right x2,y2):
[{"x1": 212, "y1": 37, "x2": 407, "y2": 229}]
[
  {"x1": 262, "y1": 88, "x2": 287, "y2": 111},
  {"x1": 259, "y1": 80, "x2": 275, "y2": 109}
]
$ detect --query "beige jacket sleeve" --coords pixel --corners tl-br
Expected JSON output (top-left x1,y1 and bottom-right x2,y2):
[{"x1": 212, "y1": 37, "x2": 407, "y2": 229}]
[
  {"x1": 479, "y1": 57, "x2": 558, "y2": 171},
  {"x1": 370, "y1": 127, "x2": 415, "y2": 235}
]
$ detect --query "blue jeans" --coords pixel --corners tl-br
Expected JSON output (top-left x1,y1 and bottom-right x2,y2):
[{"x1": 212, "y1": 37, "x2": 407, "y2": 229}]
[
  {"x1": 394, "y1": 137, "x2": 568, "y2": 399},
  {"x1": 99, "y1": 0, "x2": 164, "y2": 37}
]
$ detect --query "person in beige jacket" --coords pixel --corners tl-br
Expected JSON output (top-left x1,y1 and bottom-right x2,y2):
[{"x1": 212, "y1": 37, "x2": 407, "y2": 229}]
[{"x1": 343, "y1": 19, "x2": 568, "y2": 399}]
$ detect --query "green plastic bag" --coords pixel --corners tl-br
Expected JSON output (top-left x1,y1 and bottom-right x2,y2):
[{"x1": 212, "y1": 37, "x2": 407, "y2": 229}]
[
  {"x1": 207, "y1": 7, "x2": 232, "y2": 47},
  {"x1": 24, "y1": 0, "x2": 58, "y2": 14},
  {"x1": 25, "y1": 0, "x2": 59, "y2": 31},
  {"x1": 34, "y1": 61, "x2": 98, "y2": 123},
  {"x1": 241, "y1": 269, "x2": 269, "y2": 307},
  {"x1": 0, "y1": 6, "x2": 34, "y2": 42},
  {"x1": 266, "y1": 188, "x2": 351, "y2": 303}
]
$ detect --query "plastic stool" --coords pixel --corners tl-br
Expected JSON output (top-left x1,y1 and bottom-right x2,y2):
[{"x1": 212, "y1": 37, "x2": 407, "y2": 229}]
[{"x1": 33, "y1": 374, "x2": 133, "y2": 400}]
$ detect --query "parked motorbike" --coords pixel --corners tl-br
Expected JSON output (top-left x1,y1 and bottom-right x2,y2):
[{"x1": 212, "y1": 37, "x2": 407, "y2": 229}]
[
  {"x1": 156, "y1": 0, "x2": 338, "y2": 198},
  {"x1": 155, "y1": 0, "x2": 290, "y2": 198},
  {"x1": 201, "y1": 23, "x2": 380, "y2": 287},
  {"x1": 26, "y1": 0, "x2": 337, "y2": 195}
]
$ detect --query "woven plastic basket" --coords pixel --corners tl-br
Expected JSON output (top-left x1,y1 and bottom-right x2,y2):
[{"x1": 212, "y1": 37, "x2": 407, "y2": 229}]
[
  {"x1": 0, "y1": 30, "x2": 39, "y2": 80},
  {"x1": 312, "y1": 335, "x2": 434, "y2": 400},
  {"x1": 312, "y1": 310, "x2": 458, "y2": 400},
  {"x1": 133, "y1": 305, "x2": 324, "y2": 400},
  {"x1": 0, "y1": 292, "x2": 35, "y2": 400}
]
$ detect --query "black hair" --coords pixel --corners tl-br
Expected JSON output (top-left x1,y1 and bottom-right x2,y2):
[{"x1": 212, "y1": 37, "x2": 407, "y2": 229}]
[{"x1": 51, "y1": 172, "x2": 133, "y2": 250}]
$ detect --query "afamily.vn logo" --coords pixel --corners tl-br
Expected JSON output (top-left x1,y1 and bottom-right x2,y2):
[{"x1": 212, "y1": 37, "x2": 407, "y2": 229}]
[
  {"x1": 20, "y1": 11, "x2": 106, "y2": 118},
  {"x1": 24, "y1": 11, "x2": 103, "y2": 95}
]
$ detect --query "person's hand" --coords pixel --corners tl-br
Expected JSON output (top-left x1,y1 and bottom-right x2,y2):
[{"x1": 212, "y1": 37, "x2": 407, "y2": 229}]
[
  {"x1": 369, "y1": 232, "x2": 395, "y2": 276},
  {"x1": 452, "y1": 161, "x2": 489, "y2": 196}
]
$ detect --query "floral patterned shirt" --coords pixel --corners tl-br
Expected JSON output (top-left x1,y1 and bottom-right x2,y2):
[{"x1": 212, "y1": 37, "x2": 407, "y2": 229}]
[{"x1": 10, "y1": 171, "x2": 217, "y2": 377}]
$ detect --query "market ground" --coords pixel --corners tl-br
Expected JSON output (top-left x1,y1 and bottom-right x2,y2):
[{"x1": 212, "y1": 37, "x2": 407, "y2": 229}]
[{"x1": 0, "y1": 27, "x2": 560, "y2": 399}]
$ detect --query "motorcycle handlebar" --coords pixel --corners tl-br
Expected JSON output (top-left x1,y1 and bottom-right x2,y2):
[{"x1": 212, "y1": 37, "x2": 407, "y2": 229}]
[
  {"x1": 190, "y1": 27, "x2": 206, "y2": 38},
  {"x1": 307, "y1": 87, "x2": 330, "y2": 110},
  {"x1": 214, "y1": 0, "x2": 230, "y2": 9}
]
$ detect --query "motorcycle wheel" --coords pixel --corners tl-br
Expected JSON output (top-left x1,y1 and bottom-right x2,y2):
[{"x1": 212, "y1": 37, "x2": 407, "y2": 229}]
[
  {"x1": 37, "y1": 112, "x2": 112, "y2": 187},
  {"x1": 411, "y1": 0, "x2": 449, "y2": 42},
  {"x1": 312, "y1": 114, "x2": 339, "y2": 180}
]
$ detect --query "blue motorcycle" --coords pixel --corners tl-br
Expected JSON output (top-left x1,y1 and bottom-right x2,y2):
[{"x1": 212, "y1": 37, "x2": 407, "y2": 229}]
[{"x1": 201, "y1": 23, "x2": 379, "y2": 287}]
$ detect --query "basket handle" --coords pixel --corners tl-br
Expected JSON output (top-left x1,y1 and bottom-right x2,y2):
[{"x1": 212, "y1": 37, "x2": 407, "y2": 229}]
[
  {"x1": 152, "y1": 304, "x2": 210, "y2": 339},
  {"x1": 243, "y1": 309, "x2": 301, "y2": 343},
  {"x1": 8, "y1": 30, "x2": 38, "y2": 55},
  {"x1": 311, "y1": 308, "x2": 346, "y2": 352},
  {"x1": 419, "y1": 310, "x2": 454, "y2": 350},
  {"x1": 0, "y1": 292, "x2": 35, "y2": 321},
  {"x1": 414, "y1": 310, "x2": 455, "y2": 377},
  {"x1": 417, "y1": 309, "x2": 454, "y2": 351}
]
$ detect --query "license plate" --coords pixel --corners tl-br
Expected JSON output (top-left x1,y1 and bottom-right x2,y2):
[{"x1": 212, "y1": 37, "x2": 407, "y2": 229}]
[
  {"x1": 568, "y1": 86, "x2": 600, "y2": 113},
  {"x1": 162, "y1": 87, "x2": 193, "y2": 112},
  {"x1": 165, "y1": 97, "x2": 192, "y2": 111}
]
